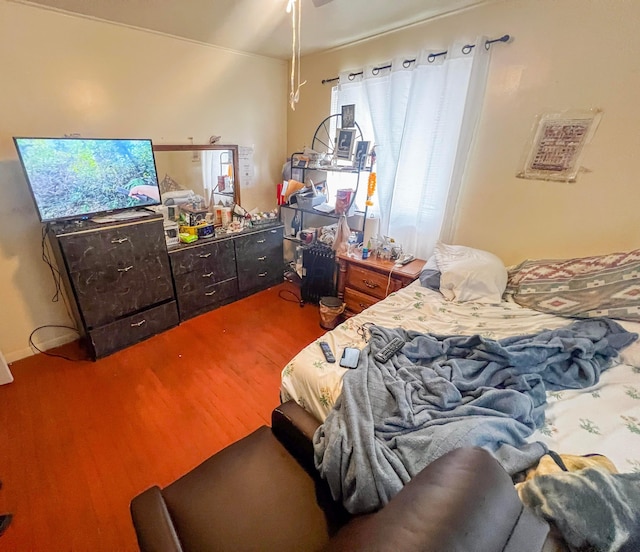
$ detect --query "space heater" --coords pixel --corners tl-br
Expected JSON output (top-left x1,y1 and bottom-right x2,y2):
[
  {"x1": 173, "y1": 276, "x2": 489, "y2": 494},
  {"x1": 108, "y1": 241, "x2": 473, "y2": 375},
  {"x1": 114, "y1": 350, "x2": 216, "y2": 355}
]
[{"x1": 301, "y1": 244, "x2": 336, "y2": 304}]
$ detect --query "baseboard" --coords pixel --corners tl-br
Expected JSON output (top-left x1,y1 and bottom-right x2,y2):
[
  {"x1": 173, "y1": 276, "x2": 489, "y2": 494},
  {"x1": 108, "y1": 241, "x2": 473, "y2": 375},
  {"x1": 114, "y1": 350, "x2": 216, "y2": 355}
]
[{"x1": 4, "y1": 331, "x2": 79, "y2": 363}]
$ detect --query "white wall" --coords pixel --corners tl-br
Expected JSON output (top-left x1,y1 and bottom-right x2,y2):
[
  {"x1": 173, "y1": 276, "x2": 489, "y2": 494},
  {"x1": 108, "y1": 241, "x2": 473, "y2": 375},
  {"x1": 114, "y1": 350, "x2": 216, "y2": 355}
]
[
  {"x1": 288, "y1": 0, "x2": 640, "y2": 265},
  {"x1": 0, "y1": 1, "x2": 287, "y2": 361}
]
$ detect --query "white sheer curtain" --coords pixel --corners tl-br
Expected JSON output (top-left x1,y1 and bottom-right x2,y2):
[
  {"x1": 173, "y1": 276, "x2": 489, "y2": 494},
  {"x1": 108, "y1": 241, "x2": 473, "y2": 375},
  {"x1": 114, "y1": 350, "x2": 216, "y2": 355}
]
[
  {"x1": 334, "y1": 39, "x2": 491, "y2": 259},
  {"x1": 201, "y1": 150, "x2": 217, "y2": 206}
]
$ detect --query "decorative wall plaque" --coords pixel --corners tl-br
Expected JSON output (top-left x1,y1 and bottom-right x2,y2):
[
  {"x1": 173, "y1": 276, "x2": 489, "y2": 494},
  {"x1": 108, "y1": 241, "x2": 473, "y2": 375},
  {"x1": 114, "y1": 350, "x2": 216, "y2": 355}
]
[{"x1": 517, "y1": 110, "x2": 602, "y2": 182}]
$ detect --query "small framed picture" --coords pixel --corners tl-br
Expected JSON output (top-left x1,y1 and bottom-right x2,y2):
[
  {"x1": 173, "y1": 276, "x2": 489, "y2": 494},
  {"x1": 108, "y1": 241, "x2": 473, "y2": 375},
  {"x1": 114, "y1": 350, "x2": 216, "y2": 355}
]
[
  {"x1": 335, "y1": 128, "x2": 356, "y2": 160},
  {"x1": 341, "y1": 104, "x2": 355, "y2": 128},
  {"x1": 354, "y1": 141, "x2": 370, "y2": 169}
]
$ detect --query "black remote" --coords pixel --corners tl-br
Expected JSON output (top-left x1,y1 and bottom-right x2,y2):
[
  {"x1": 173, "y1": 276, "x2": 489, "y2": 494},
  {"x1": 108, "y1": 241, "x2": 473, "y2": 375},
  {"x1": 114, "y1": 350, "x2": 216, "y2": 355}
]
[
  {"x1": 319, "y1": 341, "x2": 336, "y2": 363},
  {"x1": 374, "y1": 337, "x2": 405, "y2": 363}
]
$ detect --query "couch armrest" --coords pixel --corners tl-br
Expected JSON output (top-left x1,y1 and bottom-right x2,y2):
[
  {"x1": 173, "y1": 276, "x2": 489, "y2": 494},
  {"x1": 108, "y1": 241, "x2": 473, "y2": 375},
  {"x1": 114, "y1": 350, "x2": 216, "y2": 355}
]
[
  {"x1": 271, "y1": 400, "x2": 322, "y2": 473},
  {"x1": 325, "y1": 447, "x2": 549, "y2": 552},
  {"x1": 130, "y1": 486, "x2": 184, "y2": 552}
]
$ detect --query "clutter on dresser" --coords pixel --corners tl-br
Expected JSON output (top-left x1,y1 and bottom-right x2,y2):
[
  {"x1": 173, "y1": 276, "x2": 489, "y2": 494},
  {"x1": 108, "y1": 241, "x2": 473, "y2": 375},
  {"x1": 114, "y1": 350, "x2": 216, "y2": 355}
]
[
  {"x1": 248, "y1": 208, "x2": 279, "y2": 227},
  {"x1": 163, "y1": 220, "x2": 179, "y2": 246}
]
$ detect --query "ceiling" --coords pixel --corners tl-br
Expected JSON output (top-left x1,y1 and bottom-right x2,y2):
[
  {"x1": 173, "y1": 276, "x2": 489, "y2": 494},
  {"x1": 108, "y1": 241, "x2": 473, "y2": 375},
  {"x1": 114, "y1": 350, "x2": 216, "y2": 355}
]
[{"x1": 12, "y1": 0, "x2": 493, "y2": 60}]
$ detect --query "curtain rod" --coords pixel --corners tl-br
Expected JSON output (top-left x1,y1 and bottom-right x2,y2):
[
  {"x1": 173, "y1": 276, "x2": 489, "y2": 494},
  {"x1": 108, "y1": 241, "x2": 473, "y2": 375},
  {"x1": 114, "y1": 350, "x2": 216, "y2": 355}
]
[{"x1": 321, "y1": 34, "x2": 510, "y2": 85}]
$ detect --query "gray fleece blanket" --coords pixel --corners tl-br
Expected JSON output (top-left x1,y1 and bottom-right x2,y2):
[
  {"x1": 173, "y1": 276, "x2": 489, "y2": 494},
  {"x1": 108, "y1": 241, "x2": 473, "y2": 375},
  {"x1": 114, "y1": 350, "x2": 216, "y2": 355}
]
[{"x1": 313, "y1": 318, "x2": 637, "y2": 514}]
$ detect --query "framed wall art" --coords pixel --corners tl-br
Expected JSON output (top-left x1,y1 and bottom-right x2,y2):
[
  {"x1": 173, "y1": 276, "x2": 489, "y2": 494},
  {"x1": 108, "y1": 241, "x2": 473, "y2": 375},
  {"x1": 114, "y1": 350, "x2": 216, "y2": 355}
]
[{"x1": 517, "y1": 109, "x2": 602, "y2": 182}]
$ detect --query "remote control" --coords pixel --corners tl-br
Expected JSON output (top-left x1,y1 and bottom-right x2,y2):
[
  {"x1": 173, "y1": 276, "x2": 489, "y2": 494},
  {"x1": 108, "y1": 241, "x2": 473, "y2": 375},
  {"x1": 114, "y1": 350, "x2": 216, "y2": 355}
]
[
  {"x1": 374, "y1": 337, "x2": 405, "y2": 363},
  {"x1": 319, "y1": 341, "x2": 336, "y2": 363}
]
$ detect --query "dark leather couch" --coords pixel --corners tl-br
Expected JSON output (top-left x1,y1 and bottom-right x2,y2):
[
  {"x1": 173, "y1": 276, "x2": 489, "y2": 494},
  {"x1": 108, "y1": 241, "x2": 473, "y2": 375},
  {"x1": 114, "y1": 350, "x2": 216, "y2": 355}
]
[{"x1": 130, "y1": 400, "x2": 551, "y2": 552}]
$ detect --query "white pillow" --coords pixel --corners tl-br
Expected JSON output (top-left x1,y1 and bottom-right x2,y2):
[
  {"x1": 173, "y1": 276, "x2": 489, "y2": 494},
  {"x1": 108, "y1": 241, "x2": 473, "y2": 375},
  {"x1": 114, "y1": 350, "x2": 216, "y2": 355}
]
[{"x1": 434, "y1": 242, "x2": 507, "y2": 304}]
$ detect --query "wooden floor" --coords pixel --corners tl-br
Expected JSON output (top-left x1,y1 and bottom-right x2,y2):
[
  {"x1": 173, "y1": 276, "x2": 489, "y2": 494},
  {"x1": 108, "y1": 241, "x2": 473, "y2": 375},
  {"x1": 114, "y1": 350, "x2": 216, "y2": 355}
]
[{"x1": 0, "y1": 283, "x2": 325, "y2": 551}]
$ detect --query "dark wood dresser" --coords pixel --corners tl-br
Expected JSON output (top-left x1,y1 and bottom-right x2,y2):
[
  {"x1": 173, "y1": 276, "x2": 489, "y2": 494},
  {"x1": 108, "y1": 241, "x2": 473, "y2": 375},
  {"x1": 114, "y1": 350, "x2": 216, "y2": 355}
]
[
  {"x1": 234, "y1": 225, "x2": 284, "y2": 294},
  {"x1": 50, "y1": 217, "x2": 284, "y2": 357},
  {"x1": 168, "y1": 224, "x2": 284, "y2": 320},
  {"x1": 49, "y1": 215, "x2": 179, "y2": 359}
]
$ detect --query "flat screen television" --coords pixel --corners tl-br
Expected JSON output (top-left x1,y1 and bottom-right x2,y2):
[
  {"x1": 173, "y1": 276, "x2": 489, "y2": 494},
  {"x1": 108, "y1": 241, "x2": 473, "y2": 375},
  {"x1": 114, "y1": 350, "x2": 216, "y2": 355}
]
[{"x1": 13, "y1": 137, "x2": 162, "y2": 222}]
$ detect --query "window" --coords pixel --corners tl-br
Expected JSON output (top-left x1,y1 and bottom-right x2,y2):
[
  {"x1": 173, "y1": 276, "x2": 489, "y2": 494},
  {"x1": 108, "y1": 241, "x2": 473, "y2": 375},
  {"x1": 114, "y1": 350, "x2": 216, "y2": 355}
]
[{"x1": 329, "y1": 41, "x2": 491, "y2": 259}]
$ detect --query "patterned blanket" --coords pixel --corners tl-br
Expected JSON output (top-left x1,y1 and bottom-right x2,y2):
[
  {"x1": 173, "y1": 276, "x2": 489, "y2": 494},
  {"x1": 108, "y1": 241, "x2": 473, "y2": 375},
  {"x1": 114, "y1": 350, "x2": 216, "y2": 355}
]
[
  {"x1": 518, "y1": 468, "x2": 640, "y2": 551},
  {"x1": 313, "y1": 319, "x2": 637, "y2": 514}
]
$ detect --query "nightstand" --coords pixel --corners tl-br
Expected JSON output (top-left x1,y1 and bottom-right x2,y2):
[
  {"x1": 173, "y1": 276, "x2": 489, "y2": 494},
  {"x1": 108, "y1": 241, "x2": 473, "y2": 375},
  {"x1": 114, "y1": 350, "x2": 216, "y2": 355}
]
[{"x1": 337, "y1": 253, "x2": 426, "y2": 317}]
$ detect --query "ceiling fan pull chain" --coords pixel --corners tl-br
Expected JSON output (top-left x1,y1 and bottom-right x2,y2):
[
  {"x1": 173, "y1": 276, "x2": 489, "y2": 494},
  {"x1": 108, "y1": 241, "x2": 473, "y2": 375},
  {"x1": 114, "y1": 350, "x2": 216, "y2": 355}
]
[{"x1": 288, "y1": 0, "x2": 306, "y2": 110}]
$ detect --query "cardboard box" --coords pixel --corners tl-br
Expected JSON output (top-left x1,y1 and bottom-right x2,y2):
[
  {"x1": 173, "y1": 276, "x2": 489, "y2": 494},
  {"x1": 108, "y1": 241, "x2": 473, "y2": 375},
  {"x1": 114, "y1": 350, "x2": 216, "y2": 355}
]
[{"x1": 181, "y1": 204, "x2": 208, "y2": 226}]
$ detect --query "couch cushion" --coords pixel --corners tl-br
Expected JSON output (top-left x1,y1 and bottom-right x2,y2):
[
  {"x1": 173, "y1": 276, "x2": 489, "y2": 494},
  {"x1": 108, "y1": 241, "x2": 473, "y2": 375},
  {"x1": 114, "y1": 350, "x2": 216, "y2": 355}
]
[
  {"x1": 324, "y1": 447, "x2": 548, "y2": 552},
  {"x1": 161, "y1": 426, "x2": 343, "y2": 552}
]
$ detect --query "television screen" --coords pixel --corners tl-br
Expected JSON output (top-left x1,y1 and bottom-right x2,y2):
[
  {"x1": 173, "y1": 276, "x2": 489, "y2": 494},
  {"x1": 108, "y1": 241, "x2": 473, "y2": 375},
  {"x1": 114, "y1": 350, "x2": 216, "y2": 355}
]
[{"x1": 13, "y1": 137, "x2": 161, "y2": 222}]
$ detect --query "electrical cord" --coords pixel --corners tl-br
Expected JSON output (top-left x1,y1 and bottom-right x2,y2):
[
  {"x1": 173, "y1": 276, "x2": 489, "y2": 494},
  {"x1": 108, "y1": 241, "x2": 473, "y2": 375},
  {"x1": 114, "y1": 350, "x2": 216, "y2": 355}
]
[
  {"x1": 385, "y1": 263, "x2": 396, "y2": 296},
  {"x1": 33, "y1": 224, "x2": 83, "y2": 360},
  {"x1": 28, "y1": 325, "x2": 82, "y2": 361},
  {"x1": 41, "y1": 224, "x2": 76, "y2": 325},
  {"x1": 278, "y1": 288, "x2": 304, "y2": 307}
]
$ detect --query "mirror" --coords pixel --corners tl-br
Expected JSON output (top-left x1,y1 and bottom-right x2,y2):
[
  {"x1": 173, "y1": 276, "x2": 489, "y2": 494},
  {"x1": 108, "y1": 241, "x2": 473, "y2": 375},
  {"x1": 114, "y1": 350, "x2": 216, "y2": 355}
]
[{"x1": 153, "y1": 144, "x2": 240, "y2": 207}]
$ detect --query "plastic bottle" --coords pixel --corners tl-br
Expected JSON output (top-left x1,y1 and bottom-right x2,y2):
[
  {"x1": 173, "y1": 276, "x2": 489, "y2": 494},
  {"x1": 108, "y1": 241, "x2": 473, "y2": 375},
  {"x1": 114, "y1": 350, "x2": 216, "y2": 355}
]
[
  {"x1": 362, "y1": 238, "x2": 370, "y2": 260},
  {"x1": 291, "y1": 210, "x2": 302, "y2": 237},
  {"x1": 348, "y1": 231, "x2": 361, "y2": 258}
]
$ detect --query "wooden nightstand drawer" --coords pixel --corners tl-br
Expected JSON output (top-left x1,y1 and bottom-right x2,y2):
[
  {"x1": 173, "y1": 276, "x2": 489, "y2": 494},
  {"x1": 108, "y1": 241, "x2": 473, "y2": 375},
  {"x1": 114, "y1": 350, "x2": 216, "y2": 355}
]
[
  {"x1": 346, "y1": 264, "x2": 402, "y2": 300},
  {"x1": 337, "y1": 253, "x2": 426, "y2": 318},
  {"x1": 344, "y1": 287, "x2": 379, "y2": 314}
]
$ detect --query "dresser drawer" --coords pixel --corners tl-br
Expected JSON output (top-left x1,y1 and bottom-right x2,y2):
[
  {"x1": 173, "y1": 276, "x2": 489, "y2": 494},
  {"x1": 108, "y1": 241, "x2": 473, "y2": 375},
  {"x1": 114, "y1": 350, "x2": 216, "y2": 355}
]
[
  {"x1": 344, "y1": 287, "x2": 379, "y2": 315},
  {"x1": 59, "y1": 219, "x2": 166, "y2": 274},
  {"x1": 237, "y1": 262, "x2": 281, "y2": 293},
  {"x1": 236, "y1": 227, "x2": 283, "y2": 293},
  {"x1": 176, "y1": 278, "x2": 238, "y2": 320},
  {"x1": 234, "y1": 226, "x2": 283, "y2": 258},
  {"x1": 71, "y1": 254, "x2": 174, "y2": 328},
  {"x1": 88, "y1": 300, "x2": 179, "y2": 358},
  {"x1": 169, "y1": 238, "x2": 236, "y2": 277},
  {"x1": 346, "y1": 264, "x2": 402, "y2": 300}
]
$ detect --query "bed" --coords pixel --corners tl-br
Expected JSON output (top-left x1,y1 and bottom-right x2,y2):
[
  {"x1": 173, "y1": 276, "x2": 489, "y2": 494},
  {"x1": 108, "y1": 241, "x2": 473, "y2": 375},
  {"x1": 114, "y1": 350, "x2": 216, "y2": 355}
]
[{"x1": 280, "y1": 244, "x2": 640, "y2": 546}]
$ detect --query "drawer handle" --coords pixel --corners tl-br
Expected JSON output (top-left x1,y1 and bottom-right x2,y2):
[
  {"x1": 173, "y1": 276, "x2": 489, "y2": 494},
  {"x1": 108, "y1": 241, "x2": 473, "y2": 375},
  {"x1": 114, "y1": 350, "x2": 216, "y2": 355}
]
[
  {"x1": 199, "y1": 252, "x2": 212, "y2": 258},
  {"x1": 257, "y1": 256, "x2": 267, "y2": 261},
  {"x1": 359, "y1": 303, "x2": 367, "y2": 309},
  {"x1": 202, "y1": 272, "x2": 214, "y2": 278},
  {"x1": 270, "y1": 230, "x2": 277, "y2": 233},
  {"x1": 258, "y1": 272, "x2": 268, "y2": 277},
  {"x1": 130, "y1": 319, "x2": 146, "y2": 327},
  {"x1": 363, "y1": 279, "x2": 379, "y2": 289},
  {"x1": 118, "y1": 265, "x2": 134, "y2": 272},
  {"x1": 111, "y1": 237, "x2": 129, "y2": 244},
  {"x1": 256, "y1": 239, "x2": 266, "y2": 244},
  {"x1": 205, "y1": 290, "x2": 217, "y2": 296}
]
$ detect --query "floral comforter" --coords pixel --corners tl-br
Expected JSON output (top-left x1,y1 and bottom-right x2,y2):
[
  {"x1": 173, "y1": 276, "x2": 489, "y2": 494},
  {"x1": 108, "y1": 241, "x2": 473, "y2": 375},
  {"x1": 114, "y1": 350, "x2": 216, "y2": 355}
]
[{"x1": 280, "y1": 281, "x2": 640, "y2": 473}]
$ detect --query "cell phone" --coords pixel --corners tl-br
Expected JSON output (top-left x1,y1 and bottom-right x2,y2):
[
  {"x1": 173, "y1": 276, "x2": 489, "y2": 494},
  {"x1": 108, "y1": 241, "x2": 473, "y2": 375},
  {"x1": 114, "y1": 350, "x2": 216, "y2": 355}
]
[{"x1": 340, "y1": 347, "x2": 360, "y2": 369}]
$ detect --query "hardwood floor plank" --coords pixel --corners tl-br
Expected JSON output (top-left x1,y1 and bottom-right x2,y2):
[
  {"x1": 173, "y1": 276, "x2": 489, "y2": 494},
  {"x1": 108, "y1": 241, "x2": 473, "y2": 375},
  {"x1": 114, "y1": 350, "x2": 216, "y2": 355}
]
[{"x1": 0, "y1": 283, "x2": 325, "y2": 551}]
